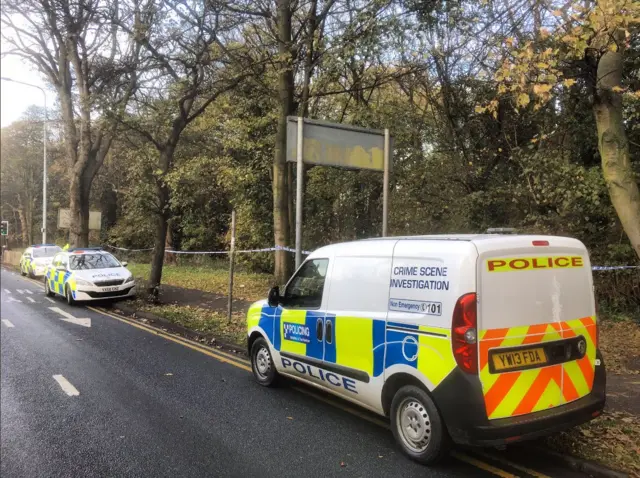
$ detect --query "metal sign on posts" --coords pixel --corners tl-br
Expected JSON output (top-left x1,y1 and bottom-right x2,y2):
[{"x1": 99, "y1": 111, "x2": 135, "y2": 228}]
[
  {"x1": 286, "y1": 117, "x2": 393, "y2": 267},
  {"x1": 57, "y1": 209, "x2": 102, "y2": 230}
]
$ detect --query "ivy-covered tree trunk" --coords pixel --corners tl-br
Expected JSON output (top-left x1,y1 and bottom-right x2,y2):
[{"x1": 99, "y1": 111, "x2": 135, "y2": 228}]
[
  {"x1": 149, "y1": 148, "x2": 174, "y2": 293},
  {"x1": 593, "y1": 49, "x2": 640, "y2": 260},
  {"x1": 273, "y1": 0, "x2": 294, "y2": 284}
]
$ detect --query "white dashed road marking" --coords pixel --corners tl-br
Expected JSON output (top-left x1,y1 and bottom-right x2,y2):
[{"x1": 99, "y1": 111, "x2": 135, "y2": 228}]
[
  {"x1": 52, "y1": 375, "x2": 80, "y2": 396},
  {"x1": 1, "y1": 319, "x2": 15, "y2": 328},
  {"x1": 25, "y1": 290, "x2": 33, "y2": 295},
  {"x1": 46, "y1": 298, "x2": 55, "y2": 303},
  {"x1": 3, "y1": 289, "x2": 11, "y2": 294},
  {"x1": 16, "y1": 289, "x2": 25, "y2": 295},
  {"x1": 6, "y1": 297, "x2": 21, "y2": 303},
  {"x1": 27, "y1": 297, "x2": 36, "y2": 303}
]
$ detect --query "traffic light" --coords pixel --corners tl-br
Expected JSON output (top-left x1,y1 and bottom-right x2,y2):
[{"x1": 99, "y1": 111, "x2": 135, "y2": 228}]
[{"x1": 0, "y1": 220, "x2": 8, "y2": 236}]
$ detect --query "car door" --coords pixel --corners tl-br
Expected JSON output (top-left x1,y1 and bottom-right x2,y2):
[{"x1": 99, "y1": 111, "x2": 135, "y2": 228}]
[
  {"x1": 276, "y1": 258, "x2": 330, "y2": 384},
  {"x1": 46, "y1": 254, "x2": 61, "y2": 293},
  {"x1": 21, "y1": 248, "x2": 32, "y2": 271}
]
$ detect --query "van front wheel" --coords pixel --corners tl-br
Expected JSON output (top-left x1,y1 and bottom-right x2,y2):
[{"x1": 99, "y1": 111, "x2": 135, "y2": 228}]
[
  {"x1": 390, "y1": 385, "x2": 450, "y2": 465},
  {"x1": 250, "y1": 337, "x2": 279, "y2": 387}
]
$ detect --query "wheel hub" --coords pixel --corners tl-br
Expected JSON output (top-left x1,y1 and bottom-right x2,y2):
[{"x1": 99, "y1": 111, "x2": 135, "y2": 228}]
[
  {"x1": 255, "y1": 347, "x2": 271, "y2": 378},
  {"x1": 397, "y1": 399, "x2": 431, "y2": 452}
]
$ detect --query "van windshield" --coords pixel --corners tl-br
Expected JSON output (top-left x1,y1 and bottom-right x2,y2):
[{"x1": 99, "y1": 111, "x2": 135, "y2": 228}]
[{"x1": 32, "y1": 247, "x2": 62, "y2": 258}]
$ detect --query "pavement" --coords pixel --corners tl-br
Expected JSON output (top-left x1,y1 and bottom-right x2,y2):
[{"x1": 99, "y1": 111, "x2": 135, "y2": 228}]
[{"x1": 0, "y1": 268, "x2": 610, "y2": 478}]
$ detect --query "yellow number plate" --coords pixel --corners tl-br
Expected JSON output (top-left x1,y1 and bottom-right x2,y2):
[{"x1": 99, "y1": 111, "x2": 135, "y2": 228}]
[{"x1": 492, "y1": 348, "x2": 547, "y2": 372}]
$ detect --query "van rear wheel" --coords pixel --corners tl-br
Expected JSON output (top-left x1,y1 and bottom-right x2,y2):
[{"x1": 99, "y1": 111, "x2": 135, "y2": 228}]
[
  {"x1": 390, "y1": 385, "x2": 450, "y2": 465},
  {"x1": 250, "y1": 337, "x2": 279, "y2": 387}
]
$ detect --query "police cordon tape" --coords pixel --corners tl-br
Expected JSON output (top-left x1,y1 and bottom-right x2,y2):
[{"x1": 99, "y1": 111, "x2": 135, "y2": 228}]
[
  {"x1": 102, "y1": 244, "x2": 640, "y2": 271},
  {"x1": 104, "y1": 244, "x2": 311, "y2": 255}
]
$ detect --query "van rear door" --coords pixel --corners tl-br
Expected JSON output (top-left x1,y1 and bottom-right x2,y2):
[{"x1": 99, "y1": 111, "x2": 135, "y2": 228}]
[{"x1": 474, "y1": 236, "x2": 597, "y2": 420}]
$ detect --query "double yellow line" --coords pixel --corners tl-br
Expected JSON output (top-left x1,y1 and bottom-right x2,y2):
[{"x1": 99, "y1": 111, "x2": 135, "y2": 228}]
[{"x1": 16, "y1": 271, "x2": 548, "y2": 478}]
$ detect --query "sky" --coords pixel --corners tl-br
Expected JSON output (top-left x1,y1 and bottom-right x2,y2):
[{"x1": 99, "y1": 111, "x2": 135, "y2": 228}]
[{"x1": 1, "y1": 54, "x2": 49, "y2": 128}]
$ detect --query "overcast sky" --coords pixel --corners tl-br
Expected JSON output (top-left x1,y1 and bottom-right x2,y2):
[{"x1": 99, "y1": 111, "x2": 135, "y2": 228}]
[{"x1": 1, "y1": 53, "x2": 49, "y2": 128}]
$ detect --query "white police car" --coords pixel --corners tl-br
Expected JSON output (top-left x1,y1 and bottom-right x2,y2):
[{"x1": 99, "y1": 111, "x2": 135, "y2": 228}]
[
  {"x1": 20, "y1": 244, "x2": 62, "y2": 278},
  {"x1": 44, "y1": 248, "x2": 136, "y2": 305}
]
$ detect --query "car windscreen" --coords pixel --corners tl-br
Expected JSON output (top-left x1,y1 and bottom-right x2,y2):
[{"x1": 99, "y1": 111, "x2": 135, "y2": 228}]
[
  {"x1": 69, "y1": 253, "x2": 120, "y2": 270},
  {"x1": 32, "y1": 247, "x2": 62, "y2": 258}
]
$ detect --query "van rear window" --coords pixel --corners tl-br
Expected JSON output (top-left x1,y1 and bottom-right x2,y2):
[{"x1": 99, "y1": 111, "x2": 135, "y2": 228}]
[{"x1": 479, "y1": 254, "x2": 593, "y2": 329}]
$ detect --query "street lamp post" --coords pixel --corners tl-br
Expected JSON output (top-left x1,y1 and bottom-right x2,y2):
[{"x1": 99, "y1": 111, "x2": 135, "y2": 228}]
[{"x1": 1, "y1": 77, "x2": 48, "y2": 243}]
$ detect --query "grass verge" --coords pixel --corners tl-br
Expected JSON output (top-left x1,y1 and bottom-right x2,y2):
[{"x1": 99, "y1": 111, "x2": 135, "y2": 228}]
[
  {"x1": 127, "y1": 263, "x2": 273, "y2": 302},
  {"x1": 132, "y1": 300, "x2": 248, "y2": 347}
]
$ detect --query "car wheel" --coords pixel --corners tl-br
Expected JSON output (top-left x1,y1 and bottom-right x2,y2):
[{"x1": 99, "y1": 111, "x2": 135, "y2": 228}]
[
  {"x1": 20, "y1": 265, "x2": 26, "y2": 276},
  {"x1": 390, "y1": 385, "x2": 450, "y2": 465},
  {"x1": 28, "y1": 267, "x2": 35, "y2": 278},
  {"x1": 250, "y1": 337, "x2": 279, "y2": 387},
  {"x1": 45, "y1": 279, "x2": 55, "y2": 297},
  {"x1": 65, "y1": 285, "x2": 75, "y2": 306}
]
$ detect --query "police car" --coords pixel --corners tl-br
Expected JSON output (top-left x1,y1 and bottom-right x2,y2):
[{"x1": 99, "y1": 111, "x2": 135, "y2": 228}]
[
  {"x1": 44, "y1": 248, "x2": 136, "y2": 305},
  {"x1": 20, "y1": 244, "x2": 63, "y2": 278},
  {"x1": 247, "y1": 235, "x2": 606, "y2": 465}
]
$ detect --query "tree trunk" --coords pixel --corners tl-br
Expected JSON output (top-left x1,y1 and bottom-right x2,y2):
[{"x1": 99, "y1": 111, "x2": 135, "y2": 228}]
[
  {"x1": 164, "y1": 223, "x2": 176, "y2": 265},
  {"x1": 593, "y1": 49, "x2": 640, "y2": 260},
  {"x1": 148, "y1": 147, "x2": 175, "y2": 293},
  {"x1": 273, "y1": 0, "x2": 295, "y2": 284},
  {"x1": 149, "y1": 185, "x2": 170, "y2": 293},
  {"x1": 18, "y1": 208, "x2": 28, "y2": 247},
  {"x1": 69, "y1": 172, "x2": 91, "y2": 247}
]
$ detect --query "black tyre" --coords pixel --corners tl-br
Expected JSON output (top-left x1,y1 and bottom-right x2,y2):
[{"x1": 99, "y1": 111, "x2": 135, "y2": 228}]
[
  {"x1": 65, "y1": 285, "x2": 75, "y2": 306},
  {"x1": 20, "y1": 265, "x2": 26, "y2": 276},
  {"x1": 390, "y1": 385, "x2": 450, "y2": 465},
  {"x1": 44, "y1": 279, "x2": 55, "y2": 297},
  {"x1": 28, "y1": 267, "x2": 35, "y2": 279},
  {"x1": 250, "y1": 337, "x2": 279, "y2": 387}
]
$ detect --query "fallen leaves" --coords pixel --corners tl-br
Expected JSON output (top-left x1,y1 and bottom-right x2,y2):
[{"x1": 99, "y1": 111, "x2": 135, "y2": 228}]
[
  {"x1": 545, "y1": 409, "x2": 640, "y2": 476},
  {"x1": 599, "y1": 319, "x2": 640, "y2": 375}
]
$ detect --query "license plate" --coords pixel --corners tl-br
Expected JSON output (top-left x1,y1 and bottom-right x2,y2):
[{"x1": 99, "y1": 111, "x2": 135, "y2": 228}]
[
  {"x1": 492, "y1": 347, "x2": 547, "y2": 372},
  {"x1": 102, "y1": 287, "x2": 120, "y2": 292}
]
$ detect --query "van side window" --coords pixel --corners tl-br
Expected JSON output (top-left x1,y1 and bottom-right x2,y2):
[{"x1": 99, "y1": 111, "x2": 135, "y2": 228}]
[{"x1": 283, "y1": 259, "x2": 329, "y2": 309}]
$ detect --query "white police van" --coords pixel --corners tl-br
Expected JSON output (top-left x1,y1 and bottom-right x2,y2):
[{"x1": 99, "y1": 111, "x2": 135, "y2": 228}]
[
  {"x1": 44, "y1": 248, "x2": 136, "y2": 304},
  {"x1": 247, "y1": 235, "x2": 605, "y2": 464}
]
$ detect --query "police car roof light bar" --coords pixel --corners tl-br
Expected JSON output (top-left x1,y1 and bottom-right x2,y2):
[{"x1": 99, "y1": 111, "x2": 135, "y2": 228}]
[
  {"x1": 486, "y1": 227, "x2": 517, "y2": 234},
  {"x1": 68, "y1": 246, "x2": 103, "y2": 252},
  {"x1": 31, "y1": 243, "x2": 58, "y2": 247}
]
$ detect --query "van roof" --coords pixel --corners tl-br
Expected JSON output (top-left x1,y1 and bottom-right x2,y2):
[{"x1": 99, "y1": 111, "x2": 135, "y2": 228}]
[
  {"x1": 308, "y1": 234, "x2": 585, "y2": 258},
  {"x1": 361, "y1": 234, "x2": 496, "y2": 242}
]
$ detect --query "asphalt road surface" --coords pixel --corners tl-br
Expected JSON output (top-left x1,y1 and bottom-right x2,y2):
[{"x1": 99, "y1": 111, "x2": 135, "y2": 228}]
[{"x1": 1, "y1": 267, "x2": 591, "y2": 478}]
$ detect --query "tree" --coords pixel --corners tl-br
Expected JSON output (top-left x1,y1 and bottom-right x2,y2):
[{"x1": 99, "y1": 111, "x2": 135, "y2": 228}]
[
  {"x1": 486, "y1": 0, "x2": 640, "y2": 259},
  {"x1": 0, "y1": 108, "x2": 46, "y2": 246},
  {"x1": 116, "y1": 0, "x2": 253, "y2": 292},
  {"x1": 1, "y1": 0, "x2": 143, "y2": 246}
]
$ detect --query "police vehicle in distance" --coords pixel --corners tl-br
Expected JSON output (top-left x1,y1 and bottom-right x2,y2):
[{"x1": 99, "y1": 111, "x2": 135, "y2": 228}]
[
  {"x1": 20, "y1": 244, "x2": 63, "y2": 278},
  {"x1": 246, "y1": 234, "x2": 606, "y2": 465},
  {"x1": 44, "y1": 248, "x2": 136, "y2": 305}
]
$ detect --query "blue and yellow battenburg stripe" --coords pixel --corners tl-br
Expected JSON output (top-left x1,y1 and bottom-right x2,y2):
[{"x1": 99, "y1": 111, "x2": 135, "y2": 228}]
[
  {"x1": 248, "y1": 303, "x2": 457, "y2": 388},
  {"x1": 46, "y1": 268, "x2": 74, "y2": 296}
]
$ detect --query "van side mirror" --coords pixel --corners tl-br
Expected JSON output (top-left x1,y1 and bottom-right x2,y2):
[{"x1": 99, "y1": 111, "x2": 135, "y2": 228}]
[
  {"x1": 122, "y1": 261, "x2": 128, "y2": 267},
  {"x1": 267, "y1": 286, "x2": 280, "y2": 307}
]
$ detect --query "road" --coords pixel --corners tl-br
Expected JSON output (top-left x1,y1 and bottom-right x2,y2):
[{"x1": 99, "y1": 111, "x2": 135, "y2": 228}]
[{"x1": 1, "y1": 267, "x2": 589, "y2": 478}]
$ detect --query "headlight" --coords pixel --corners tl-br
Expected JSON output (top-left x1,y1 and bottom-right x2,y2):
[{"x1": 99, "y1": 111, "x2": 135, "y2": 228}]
[
  {"x1": 75, "y1": 278, "x2": 94, "y2": 287},
  {"x1": 125, "y1": 275, "x2": 134, "y2": 284}
]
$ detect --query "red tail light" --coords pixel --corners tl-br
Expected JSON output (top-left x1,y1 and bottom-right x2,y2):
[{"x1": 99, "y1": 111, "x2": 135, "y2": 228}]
[{"x1": 452, "y1": 293, "x2": 478, "y2": 374}]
